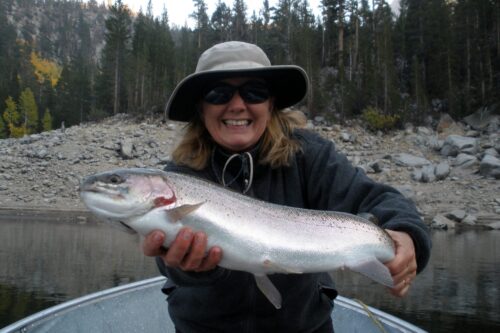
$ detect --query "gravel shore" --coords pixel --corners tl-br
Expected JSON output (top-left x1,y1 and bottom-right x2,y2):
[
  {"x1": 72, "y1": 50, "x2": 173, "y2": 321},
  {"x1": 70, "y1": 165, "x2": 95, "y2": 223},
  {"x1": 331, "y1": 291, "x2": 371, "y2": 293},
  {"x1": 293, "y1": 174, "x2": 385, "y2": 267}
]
[{"x1": 1, "y1": 114, "x2": 499, "y2": 229}]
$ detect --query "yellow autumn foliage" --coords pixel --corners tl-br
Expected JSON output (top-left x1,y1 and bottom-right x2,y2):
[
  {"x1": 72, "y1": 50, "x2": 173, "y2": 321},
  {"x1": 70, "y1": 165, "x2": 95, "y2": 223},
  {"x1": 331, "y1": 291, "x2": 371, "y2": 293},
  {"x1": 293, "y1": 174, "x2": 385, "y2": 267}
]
[
  {"x1": 9, "y1": 123, "x2": 26, "y2": 138},
  {"x1": 30, "y1": 51, "x2": 62, "y2": 87}
]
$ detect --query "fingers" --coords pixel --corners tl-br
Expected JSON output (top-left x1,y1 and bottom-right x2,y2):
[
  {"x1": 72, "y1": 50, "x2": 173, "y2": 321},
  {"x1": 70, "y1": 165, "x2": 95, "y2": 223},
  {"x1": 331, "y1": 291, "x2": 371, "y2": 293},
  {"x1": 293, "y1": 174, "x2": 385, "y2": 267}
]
[
  {"x1": 390, "y1": 279, "x2": 411, "y2": 297},
  {"x1": 164, "y1": 228, "x2": 196, "y2": 267},
  {"x1": 389, "y1": 264, "x2": 416, "y2": 297},
  {"x1": 178, "y1": 232, "x2": 208, "y2": 271},
  {"x1": 385, "y1": 230, "x2": 418, "y2": 297},
  {"x1": 146, "y1": 228, "x2": 222, "y2": 273},
  {"x1": 197, "y1": 246, "x2": 223, "y2": 272},
  {"x1": 143, "y1": 230, "x2": 167, "y2": 257},
  {"x1": 391, "y1": 264, "x2": 417, "y2": 286}
]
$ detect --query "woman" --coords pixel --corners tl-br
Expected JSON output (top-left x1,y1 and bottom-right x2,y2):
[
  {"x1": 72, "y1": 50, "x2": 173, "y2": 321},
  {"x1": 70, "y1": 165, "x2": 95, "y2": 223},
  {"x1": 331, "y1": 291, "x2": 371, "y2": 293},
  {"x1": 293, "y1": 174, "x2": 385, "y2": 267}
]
[{"x1": 143, "y1": 41, "x2": 431, "y2": 332}]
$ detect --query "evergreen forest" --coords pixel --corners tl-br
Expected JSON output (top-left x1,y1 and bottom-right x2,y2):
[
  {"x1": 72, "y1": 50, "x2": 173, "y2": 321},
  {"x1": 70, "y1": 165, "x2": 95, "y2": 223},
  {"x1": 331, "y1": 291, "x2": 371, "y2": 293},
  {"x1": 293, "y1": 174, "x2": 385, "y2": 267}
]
[{"x1": 0, "y1": 0, "x2": 498, "y2": 138}]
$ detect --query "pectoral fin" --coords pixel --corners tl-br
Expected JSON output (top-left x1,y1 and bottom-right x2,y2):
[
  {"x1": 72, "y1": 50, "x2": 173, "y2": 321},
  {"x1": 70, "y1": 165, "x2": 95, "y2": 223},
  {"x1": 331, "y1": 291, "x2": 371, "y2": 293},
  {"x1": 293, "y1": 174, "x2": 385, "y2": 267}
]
[
  {"x1": 166, "y1": 202, "x2": 204, "y2": 223},
  {"x1": 254, "y1": 275, "x2": 282, "y2": 309},
  {"x1": 346, "y1": 258, "x2": 394, "y2": 287}
]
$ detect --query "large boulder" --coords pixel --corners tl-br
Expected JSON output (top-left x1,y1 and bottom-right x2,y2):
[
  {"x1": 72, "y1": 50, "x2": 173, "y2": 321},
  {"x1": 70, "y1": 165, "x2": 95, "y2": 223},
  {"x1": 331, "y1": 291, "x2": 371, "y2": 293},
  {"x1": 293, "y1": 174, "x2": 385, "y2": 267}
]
[
  {"x1": 453, "y1": 153, "x2": 479, "y2": 169},
  {"x1": 436, "y1": 113, "x2": 464, "y2": 137},
  {"x1": 441, "y1": 135, "x2": 479, "y2": 156},
  {"x1": 392, "y1": 153, "x2": 432, "y2": 167},
  {"x1": 480, "y1": 155, "x2": 500, "y2": 179},
  {"x1": 430, "y1": 214, "x2": 456, "y2": 230},
  {"x1": 463, "y1": 106, "x2": 499, "y2": 131},
  {"x1": 119, "y1": 138, "x2": 135, "y2": 159},
  {"x1": 435, "y1": 161, "x2": 451, "y2": 180}
]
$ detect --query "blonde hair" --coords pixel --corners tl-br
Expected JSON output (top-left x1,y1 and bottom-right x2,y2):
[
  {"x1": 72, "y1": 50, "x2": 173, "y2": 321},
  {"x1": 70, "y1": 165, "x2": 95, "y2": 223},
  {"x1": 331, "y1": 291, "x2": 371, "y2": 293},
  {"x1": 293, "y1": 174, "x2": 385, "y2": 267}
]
[{"x1": 171, "y1": 108, "x2": 307, "y2": 170}]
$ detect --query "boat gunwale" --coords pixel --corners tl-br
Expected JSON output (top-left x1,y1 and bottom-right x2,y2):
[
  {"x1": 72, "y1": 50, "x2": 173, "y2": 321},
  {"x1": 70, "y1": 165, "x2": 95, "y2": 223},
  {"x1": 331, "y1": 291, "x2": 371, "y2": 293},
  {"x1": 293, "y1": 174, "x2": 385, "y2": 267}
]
[
  {"x1": 0, "y1": 276, "x2": 426, "y2": 333},
  {"x1": 0, "y1": 276, "x2": 167, "y2": 332}
]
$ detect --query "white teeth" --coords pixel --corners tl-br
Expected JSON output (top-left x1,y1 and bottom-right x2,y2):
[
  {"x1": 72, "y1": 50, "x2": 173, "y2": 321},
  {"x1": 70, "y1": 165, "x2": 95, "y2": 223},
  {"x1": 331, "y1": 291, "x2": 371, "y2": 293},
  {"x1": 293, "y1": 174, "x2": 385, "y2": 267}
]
[{"x1": 224, "y1": 120, "x2": 249, "y2": 126}]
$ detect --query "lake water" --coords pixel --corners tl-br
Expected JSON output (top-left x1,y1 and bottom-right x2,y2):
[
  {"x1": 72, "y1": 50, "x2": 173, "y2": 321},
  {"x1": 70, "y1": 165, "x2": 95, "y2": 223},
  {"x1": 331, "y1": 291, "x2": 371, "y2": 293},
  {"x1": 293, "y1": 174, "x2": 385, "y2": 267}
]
[{"x1": 0, "y1": 214, "x2": 499, "y2": 332}]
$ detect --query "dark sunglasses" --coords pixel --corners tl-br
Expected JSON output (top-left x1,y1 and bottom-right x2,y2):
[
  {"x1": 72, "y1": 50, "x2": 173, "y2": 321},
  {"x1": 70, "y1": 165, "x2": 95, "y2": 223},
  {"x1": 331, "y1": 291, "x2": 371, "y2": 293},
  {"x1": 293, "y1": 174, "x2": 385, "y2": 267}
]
[{"x1": 203, "y1": 80, "x2": 271, "y2": 105}]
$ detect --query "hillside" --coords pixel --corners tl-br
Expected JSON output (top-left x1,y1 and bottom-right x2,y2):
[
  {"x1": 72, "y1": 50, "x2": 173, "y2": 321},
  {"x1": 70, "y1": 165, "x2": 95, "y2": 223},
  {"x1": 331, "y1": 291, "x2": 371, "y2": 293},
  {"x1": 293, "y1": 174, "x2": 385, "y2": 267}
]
[{"x1": 1, "y1": 114, "x2": 499, "y2": 229}]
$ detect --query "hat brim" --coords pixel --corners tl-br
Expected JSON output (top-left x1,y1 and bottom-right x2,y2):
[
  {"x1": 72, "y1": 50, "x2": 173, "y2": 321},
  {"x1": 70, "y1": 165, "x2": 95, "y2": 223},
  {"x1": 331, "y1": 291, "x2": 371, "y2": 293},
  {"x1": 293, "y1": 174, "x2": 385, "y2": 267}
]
[{"x1": 166, "y1": 66, "x2": 309, "y2": 122}]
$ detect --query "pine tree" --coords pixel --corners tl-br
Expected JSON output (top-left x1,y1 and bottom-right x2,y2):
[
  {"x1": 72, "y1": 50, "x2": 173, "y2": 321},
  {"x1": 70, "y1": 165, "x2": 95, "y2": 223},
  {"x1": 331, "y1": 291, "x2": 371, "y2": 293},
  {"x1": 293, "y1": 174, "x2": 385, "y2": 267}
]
[
  {"x1": 261, "y1": 0, "x2": 271, "y2": 29},
  {"x1": 453, "y1": 0, "x2": 498, "y2": 116},
  {"x1": 129, "y1": 5, "x2": 175, "y2": 115},
  {"x1": 97, "y1": 0, "x2": 132, "y2": 115},
  {"x1": 248, "y1": 10, "x2": 262, "y2": 44},
  {"x1": 42, "y1": 108, "x2": 52, "y2": 131},
  {"x1": 191, "y1": 0, "x2": 210, "y2": 52},
  {"x1": 1, "y1": 0, "x2": 497, "y2": 128},
  {"x1": 172, "y1": 26, "x2": 195, "y2": 82},
  {"x1": 272, "y1": 0, "x2": 298, "y2": 64},
  {"x1": 357, "y1": 0, "x2": 378, "y2": 113},
  {"x1": 0, "y1": 1, "x2": 20, "y2": 110},
  {"x1": 373, "y1": 2, "x2": 399, "y2": 115},
  {"x1": 130, "y1": 11, "x2": 151, "y2": 112},
  {"x1": 211, "y1": 0, "x2": 232, "y2": 43},
  {"x1": 294, "y1": 0, "x2": 318, "y2": 113},
  {"x1": 232, "y1": 0, "x2": 248, "y2": 41},
  {"x1": 0, "y1": 114, "x2": 6, "y2": 138},
  {"x1": 3, "y1": 96, "x2": 20, "y2": 137},
  {"x1": 18, "y1": 87, "x2": 38, "y2": 135},
  {"x1": 54, "y1": 56, "x2": 92, "y2": 126},
  {"x1": 75, "y1": 10, "x2": 95, "y2": 118},
  {"x1": 321, "y1": 0, "x2": 341, "y2": 67},
  {"x1": 399, "y1": 0, "x2": 429, "y2": 118},
  {"x1": 255, "y1": 1, "x2": 274, "y2": 61},
  {"x1": 149, "y1": 11, "x2": 175, "y2": 113}
]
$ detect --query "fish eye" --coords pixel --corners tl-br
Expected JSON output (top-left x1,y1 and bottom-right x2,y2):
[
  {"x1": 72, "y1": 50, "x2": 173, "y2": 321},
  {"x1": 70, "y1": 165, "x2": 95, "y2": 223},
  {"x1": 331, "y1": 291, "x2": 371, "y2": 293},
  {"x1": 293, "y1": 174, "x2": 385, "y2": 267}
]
[{"x1": 108, "y1": 174, "x2": 123, "y2": 184}]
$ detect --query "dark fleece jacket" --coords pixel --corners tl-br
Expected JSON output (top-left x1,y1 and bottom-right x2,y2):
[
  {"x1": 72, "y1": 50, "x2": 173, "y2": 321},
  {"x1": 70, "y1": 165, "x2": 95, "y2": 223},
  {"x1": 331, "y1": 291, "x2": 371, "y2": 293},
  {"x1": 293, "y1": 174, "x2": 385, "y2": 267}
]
[{"x1": 156, "y1": 129, "x2": 431, "y2": 333}]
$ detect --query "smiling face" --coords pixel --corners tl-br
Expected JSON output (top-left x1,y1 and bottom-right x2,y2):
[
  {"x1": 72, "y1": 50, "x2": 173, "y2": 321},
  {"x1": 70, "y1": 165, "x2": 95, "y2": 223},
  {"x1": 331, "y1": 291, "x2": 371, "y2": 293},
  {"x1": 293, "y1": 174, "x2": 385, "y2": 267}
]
[{"x1": 201, "y1": 77, "x2": 273, "y2": 152}]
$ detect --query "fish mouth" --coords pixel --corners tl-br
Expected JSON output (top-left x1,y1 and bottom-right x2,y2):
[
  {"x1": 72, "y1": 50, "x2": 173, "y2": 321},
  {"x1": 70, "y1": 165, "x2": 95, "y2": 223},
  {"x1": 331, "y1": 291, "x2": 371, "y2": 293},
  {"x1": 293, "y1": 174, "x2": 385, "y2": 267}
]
[
  {"x1": 80, "y1": 180, "x2": 126, "y2": 198},
  {"x1": 80, "y1": 190, "x2": 132, "y2": 219}
]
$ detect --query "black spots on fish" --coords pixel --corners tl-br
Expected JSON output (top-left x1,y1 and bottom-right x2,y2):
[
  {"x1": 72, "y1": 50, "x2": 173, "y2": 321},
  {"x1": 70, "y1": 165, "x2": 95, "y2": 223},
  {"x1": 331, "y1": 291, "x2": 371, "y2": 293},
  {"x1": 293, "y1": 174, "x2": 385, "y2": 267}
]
[{"x1": 357, "y1": 212, "x2": 379, "y2": 224}]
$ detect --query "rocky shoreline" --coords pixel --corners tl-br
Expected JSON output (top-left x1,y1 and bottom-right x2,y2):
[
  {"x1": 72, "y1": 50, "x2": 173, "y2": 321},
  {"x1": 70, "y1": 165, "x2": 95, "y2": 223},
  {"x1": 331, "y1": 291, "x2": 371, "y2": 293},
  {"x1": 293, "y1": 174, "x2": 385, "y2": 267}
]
[{"x1": 1, "y1": 112, "x2": 499, "y2": 230}]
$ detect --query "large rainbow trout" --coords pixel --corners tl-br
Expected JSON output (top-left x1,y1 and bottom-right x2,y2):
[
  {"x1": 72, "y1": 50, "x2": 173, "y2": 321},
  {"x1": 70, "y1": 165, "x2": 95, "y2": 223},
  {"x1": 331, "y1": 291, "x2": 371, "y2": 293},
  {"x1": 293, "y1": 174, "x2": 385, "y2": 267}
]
[{"x1": 80, "y1": 168, "x2": 395, "y2": 308}]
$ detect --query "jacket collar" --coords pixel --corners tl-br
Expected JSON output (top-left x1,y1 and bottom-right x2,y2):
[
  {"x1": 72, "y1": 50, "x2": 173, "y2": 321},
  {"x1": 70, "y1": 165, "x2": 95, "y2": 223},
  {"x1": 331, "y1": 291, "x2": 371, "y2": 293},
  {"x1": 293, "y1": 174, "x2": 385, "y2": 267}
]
[{"x1": 210, "y1": 141, "x2": 262, "y2": 193}]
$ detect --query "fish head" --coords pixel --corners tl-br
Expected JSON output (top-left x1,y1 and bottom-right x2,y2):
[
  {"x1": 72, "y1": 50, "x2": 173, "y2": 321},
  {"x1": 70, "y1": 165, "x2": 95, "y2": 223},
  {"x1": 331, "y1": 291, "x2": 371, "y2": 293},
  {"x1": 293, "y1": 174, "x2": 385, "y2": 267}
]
[{"x1": 80, "y1": 168, "x2": 176, "y2": 219}]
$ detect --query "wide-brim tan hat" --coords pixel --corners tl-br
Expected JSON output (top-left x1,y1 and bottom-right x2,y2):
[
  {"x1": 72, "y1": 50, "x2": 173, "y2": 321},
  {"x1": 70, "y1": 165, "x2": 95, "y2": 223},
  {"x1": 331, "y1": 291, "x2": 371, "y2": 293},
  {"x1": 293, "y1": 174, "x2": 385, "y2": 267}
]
[{"x1": 166, "y1": 41, "x2": 309, "y2": 122}]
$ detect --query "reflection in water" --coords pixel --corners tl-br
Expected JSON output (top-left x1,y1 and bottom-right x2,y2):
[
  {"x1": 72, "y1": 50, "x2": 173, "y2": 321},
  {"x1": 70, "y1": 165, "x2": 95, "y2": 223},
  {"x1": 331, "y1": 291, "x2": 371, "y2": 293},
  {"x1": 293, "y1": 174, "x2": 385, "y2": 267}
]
[
  {"x1": 0, "y1": 217, "x2": 158, "y2": 327},
  {"x1": 331, "y1": 229, "x2": 500, "y2": 332},
  {"x1": 0, "y1": 217, "x2": 499, "y2": 332},
  {"x1": 0, "y1": 284, "x2": 58, "y2": 328}
]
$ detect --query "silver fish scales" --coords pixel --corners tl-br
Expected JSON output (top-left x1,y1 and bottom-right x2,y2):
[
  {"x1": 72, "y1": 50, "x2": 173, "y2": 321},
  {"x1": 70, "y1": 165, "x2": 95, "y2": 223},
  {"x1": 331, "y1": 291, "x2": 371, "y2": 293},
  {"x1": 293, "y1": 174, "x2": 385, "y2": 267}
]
[{"x1": 80, "y1": 168, "x2": 395, "y2": 308}]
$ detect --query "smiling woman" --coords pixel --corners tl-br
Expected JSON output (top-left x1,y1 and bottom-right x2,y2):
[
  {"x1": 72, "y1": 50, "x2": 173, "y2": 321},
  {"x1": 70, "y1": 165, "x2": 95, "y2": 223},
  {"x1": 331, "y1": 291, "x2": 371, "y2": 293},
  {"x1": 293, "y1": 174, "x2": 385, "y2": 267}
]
[
  {"x1": 201, "y1": 78, "x2": 273, "y2": 152},
  {"x1": 137, "y1": 40, "x2": 431, "y2": 333},
  {"x1": 168, "y1": 41, "x2": 309, "y2": 171}
]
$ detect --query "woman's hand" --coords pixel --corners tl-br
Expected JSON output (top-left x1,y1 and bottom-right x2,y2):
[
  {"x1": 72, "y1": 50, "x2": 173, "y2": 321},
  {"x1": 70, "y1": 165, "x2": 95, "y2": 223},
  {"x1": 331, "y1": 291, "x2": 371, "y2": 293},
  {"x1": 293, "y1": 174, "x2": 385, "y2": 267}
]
[
  {"x1": 384, "y1": 230, "x2": 417, "y2": 297},
  {"x1": 143, "y1": 228, "x2": 222, "y2": 272}
]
